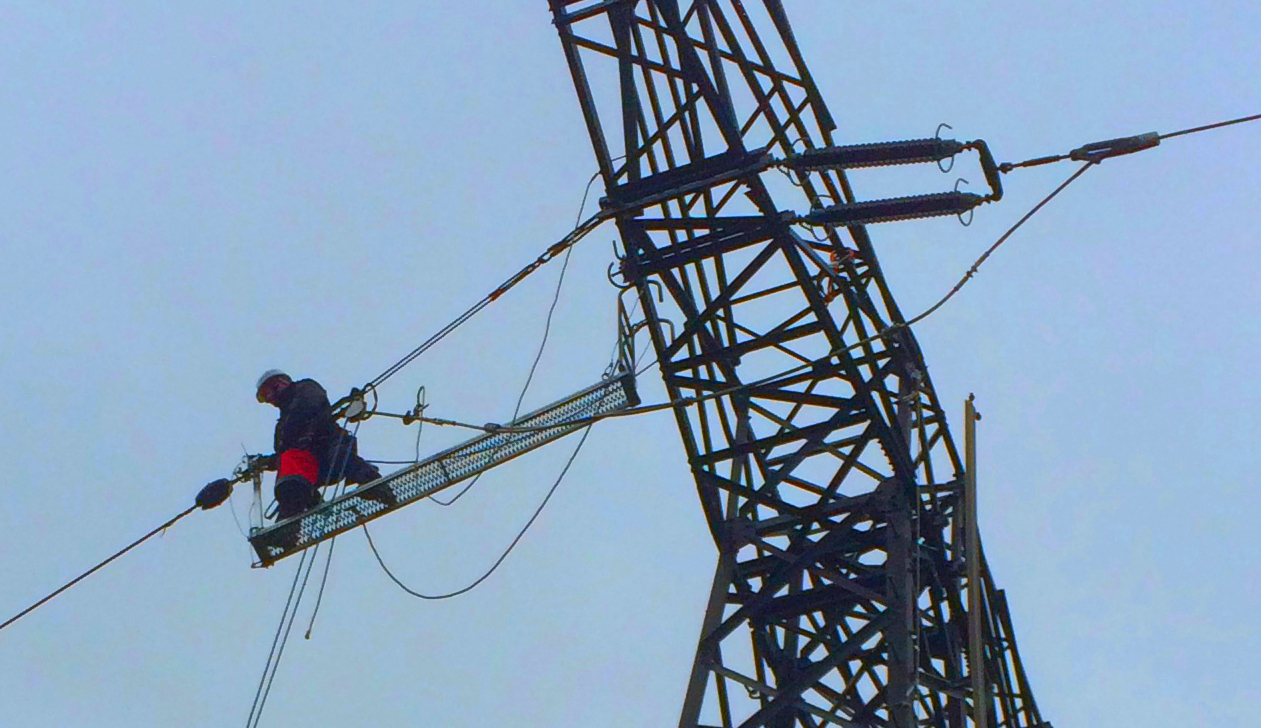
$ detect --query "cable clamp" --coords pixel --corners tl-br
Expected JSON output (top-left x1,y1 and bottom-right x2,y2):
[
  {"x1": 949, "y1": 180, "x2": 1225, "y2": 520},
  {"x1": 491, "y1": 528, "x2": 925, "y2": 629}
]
[
  {"x1": 401, "y1": 401, "x2": 429, "y2": 426},
  {"x1": 1069, "y1": 132, "x2": 1160, "y2": 164}
]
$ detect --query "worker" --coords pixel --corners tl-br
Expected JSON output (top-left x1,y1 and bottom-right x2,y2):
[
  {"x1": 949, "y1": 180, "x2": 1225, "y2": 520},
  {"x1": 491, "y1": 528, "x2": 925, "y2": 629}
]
[{"x1": 195, "y1": 370, "x2": 390, "y2": 519}]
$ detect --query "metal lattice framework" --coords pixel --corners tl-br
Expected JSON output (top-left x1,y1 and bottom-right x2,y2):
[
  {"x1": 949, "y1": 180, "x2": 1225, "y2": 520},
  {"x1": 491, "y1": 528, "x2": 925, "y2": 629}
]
[{"x1": 548, "y1": 2, "x2": 1048, "y2": 727}]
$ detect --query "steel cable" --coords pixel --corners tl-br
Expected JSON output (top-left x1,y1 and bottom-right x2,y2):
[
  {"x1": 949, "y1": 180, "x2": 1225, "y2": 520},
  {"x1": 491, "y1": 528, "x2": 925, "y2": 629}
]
[
  {"x1": 900, "y1": 161, "x2": 1095, "y2": 330},
  {"x1": 246, "y1": 424, "x2": 358, "y2": 726},
  {"x1": 430, "y1": 243, "x2": 577, "y2": 507},
  {"x1": 362, "y1": 212, "x2": 606, "y2": 393},
  {"x1": 1002, "y1": 112, "x2": 1260, "y2": 172},
  {"x1": 0, "y1": 505, "x2": 197, "y2": 634},
  {"x1": 1156, "y1": 112, "x2": 1261, "y2": 141}
]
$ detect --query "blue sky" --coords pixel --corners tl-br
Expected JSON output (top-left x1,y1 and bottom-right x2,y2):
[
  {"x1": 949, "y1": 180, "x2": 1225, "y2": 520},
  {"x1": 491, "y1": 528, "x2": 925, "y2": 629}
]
[{"x1": 2, "y1": 3, "x2": 1258, "y2": 726}]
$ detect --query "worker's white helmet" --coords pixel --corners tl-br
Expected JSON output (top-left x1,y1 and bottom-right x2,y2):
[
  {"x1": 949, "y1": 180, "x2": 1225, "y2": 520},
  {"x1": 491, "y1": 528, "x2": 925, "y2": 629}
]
[{"x1": 256, "y1": 369, "x2": 289, "y2": 400}]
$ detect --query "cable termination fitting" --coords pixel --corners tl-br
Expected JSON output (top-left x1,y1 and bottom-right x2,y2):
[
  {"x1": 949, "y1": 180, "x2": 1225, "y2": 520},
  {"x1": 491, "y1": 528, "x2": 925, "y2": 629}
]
[{"x1": 1069, "y1": 132, "x2": 1160, "y2": 164}]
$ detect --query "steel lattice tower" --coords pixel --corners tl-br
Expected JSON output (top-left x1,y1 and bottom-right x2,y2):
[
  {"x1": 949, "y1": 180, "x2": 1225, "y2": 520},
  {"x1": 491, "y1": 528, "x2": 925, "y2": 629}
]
[{"x1": 549, "y1": 2, "x2": 1049, "y2": 727}]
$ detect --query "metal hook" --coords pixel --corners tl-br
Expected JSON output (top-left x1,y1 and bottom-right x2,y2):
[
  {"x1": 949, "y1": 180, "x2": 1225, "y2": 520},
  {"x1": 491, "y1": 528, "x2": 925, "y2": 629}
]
[
  {"x1": 402, "y1": 385, "x2": 428, "y2": 425},
  {"x1": 777, "y1": 164, "x2": 806, "y2": 189},
  {"x1": 617, "y1": 284, "x2": 638, "y2": 315},
  {"x1": 645, "y1": 278, "x2": 665, "y2": 303},
  {"x1": 954, "y1": 178, "x2": 974, "y2": 227},
  {"x1": 607, "y1": 260, "x2": 633, "y2": 290},
  {"x1": 936, "y1": 123, "x2": 956, "y2": 173},
  {"x1": 607, "y1": 238, "x2": 638, "y2": 291},
  {"x1": 657, "y1": 317, "x2": 678, "y2": 345},
  {"x1": 627, "y1": 319, "x2": 652, "y2": 340}
]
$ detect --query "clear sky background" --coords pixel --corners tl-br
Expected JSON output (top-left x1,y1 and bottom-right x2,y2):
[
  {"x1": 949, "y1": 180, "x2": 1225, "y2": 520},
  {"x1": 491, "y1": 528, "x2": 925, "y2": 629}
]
[{"x1": 2, "y1": 2, "x2": 1258, "y2": 726}]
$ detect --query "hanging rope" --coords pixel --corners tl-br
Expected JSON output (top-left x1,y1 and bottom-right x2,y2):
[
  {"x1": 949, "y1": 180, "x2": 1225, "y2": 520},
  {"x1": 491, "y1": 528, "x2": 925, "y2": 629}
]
[
  {"x1": 900, "y1": 161, "x2": 1095, "y2": 329},
  {"x1": 245, "y1": 424, "x2": 361, "y2": 725},
  {"x1": 0, "y1": 505, "x2": 198, "y2": 634},
  {"x1": 302, "y1": 422, "x2": 361, "y2": 640},
  {"x1": 244, "y1": 549, "x2": 308, "y2": 727},
  {"x1": 245, "y1": 545, "x2": 323, "y2": 728},
  {"x1": 813, "y1": 160, "x2": 1099, "y2": 357},
  {"x1": 364, "y1": 425, "x2": 593, "y2": 600}
]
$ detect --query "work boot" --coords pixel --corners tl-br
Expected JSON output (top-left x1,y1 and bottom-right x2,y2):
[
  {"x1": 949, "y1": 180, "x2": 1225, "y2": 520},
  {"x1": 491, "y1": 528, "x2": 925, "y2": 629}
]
[
  {"x1": 344, "y1": 457, "x2": 381, "y2": 486},
  {"x1": 275, "y1": 476, "x2": 319, "y2": 521},
  {"x1": 357, "y1": 484, "x2": 399, "y2": 509}
]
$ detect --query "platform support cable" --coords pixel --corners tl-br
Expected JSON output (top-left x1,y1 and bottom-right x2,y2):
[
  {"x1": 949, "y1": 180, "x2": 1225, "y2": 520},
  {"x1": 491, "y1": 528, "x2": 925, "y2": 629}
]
[
  {"x1": 430, "y1": 164, "x2": 600, "y2": 507},
  {"x1": 357, "y1": 207, "x2": 608, "y2": 401},
  {"x1": 364, "y1": 424, "x2": 593, "y2": 601},
  {"x1": 431, "y1": 243, "x2": 577, "y2": 507}
]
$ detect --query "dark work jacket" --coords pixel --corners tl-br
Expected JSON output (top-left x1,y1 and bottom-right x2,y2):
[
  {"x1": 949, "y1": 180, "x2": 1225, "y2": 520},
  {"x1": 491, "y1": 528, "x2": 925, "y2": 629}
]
[{"x1": 273, "y1": 379, "x2": 338, "y2": 455}]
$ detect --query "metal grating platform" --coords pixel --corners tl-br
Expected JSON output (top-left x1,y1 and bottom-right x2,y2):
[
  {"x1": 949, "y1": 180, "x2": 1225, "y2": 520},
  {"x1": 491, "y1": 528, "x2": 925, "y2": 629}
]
[{"x1": 248, "y1": 370, "x2": 639, "y2": 566}]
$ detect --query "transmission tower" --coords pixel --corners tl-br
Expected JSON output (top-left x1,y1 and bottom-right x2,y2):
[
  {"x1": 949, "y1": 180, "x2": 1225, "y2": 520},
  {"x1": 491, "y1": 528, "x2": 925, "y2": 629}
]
[{"x1": 548, "y1": 2, "x2": 1048, "y2": 727}]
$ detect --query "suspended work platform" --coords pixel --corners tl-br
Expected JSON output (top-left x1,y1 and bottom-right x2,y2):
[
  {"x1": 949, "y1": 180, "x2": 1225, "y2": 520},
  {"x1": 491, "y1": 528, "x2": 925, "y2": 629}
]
[{"x1": 249, "y1": 370, "x2": 639, "y2": 567}]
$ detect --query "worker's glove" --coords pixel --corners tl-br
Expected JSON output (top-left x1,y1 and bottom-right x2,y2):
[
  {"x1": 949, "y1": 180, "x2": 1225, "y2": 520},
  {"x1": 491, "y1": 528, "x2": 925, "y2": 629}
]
[
  {"x1": 247, "y1": 453, "x2": 277, "y2": 472},
  {"x1": 196, "y1": 478, "x2": 233, "y2": 510}
]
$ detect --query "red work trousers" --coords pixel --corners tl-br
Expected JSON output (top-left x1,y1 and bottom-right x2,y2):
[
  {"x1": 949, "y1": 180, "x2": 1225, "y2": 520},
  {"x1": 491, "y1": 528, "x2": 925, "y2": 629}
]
[{"x1": 277, "y1": 449, "x2": 320, "y2": 487}]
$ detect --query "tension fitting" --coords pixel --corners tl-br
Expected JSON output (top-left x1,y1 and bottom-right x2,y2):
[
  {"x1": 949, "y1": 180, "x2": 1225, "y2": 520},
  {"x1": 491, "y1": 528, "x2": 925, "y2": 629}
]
[{"x1": 1000, "y1": 131, "x2": 1161, "y2": 173}]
